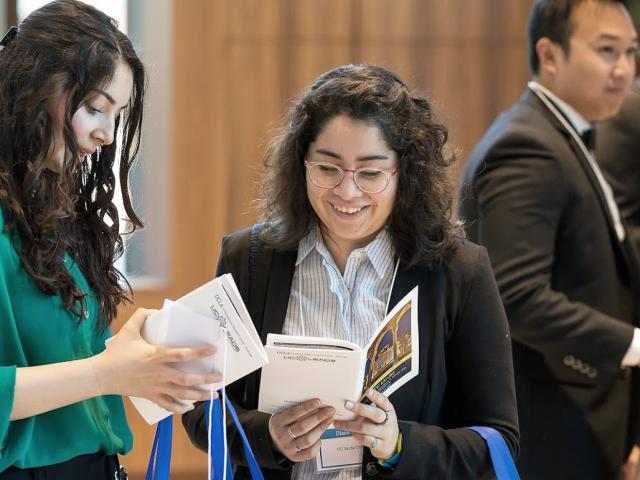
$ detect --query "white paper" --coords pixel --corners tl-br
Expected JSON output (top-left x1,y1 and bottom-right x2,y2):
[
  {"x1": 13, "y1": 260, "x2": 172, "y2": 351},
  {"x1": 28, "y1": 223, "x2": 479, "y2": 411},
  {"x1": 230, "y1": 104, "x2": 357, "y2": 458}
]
[
  {"x1": 128, "y1": 275, "x2": 268, "y2": 424},
  {"x1": 259, "y1": 339, "x2": 365, "y2": 420},
  {"x1": 316, "y1": 429, "x2": 362, "y2": 472},
  {"x1": 257, "y1": 287, "x2": 420, "y2": 422},
  {"x1": 130, "y1": 301, "x2": 225, "y2": 424}
]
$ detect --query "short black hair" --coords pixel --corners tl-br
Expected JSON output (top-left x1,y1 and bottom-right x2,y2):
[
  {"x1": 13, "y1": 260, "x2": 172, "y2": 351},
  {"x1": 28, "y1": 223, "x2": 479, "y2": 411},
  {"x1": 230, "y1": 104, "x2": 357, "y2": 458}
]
[{"x1": 528, "y1": 0, "x2": 630, "y2": 74}]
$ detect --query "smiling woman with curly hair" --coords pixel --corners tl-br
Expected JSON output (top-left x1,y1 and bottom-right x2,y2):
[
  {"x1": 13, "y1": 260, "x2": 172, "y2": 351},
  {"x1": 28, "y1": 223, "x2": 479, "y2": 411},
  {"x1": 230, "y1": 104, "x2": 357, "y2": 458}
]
[
  {"x1": 259, "y1": 64, "x2": 460, "y2": 268},
  {"x1": 184, "y1": 64, "x2": 519, "y2": 479}
]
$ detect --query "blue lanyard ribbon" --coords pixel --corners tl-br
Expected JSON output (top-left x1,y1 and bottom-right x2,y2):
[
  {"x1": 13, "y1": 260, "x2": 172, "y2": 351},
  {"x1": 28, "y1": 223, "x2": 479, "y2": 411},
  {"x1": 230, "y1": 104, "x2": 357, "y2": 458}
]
[
  {"x1": 145, "y1": 391, "x2": 264, "y2": 480},
  {"x1": 145, "y1": 415, "x2": 173, "y2": 480},
  {"x1": 467, "y1": 426, "x2": 520, "y2": 480}
]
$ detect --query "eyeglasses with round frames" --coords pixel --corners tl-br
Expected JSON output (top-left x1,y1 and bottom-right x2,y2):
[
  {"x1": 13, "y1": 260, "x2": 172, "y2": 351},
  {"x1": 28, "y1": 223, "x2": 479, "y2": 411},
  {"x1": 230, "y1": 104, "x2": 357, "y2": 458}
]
[{"x1": 304, "y1": 161, "x2": 399, "y2": 194}]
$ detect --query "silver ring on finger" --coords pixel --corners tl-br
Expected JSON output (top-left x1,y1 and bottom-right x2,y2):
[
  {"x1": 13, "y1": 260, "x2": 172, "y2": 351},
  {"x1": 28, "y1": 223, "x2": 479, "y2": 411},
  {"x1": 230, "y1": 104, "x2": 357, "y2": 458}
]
[
  {"x1": 379, "y1": 410, "x2": 389, "y2": 425},
  {"x1": 370, "y1": 437, "x2": 379, "y2": 450},
  {"x1": 287, "y1": 425, "x2": 298, "y2": 439},
  {"x1": 294, "y1": 440, "x2": 302, "y2": 452}
]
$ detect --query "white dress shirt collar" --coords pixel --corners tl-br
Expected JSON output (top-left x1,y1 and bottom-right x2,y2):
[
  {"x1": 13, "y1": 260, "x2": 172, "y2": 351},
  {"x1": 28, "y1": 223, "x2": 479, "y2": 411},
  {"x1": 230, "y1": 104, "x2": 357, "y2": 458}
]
[
  {"x1": 296, "y1": 226, "x2": 394, "y2": 280},
  {"x1": 528, "y1": 80, "x2": 592, "y2": 135}
]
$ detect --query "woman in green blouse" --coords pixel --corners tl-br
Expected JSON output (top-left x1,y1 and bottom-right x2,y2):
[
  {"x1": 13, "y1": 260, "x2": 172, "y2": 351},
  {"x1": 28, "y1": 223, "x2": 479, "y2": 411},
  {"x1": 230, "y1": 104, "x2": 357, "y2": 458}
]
[{"x1": 0, "y1": 2, "x2": 219, "y2": 478}]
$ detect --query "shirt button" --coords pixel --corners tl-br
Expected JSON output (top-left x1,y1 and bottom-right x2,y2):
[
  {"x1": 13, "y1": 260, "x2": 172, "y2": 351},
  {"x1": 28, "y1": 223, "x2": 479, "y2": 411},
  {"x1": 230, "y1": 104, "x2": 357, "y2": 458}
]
[{"x1": 366, "y1": 462, "x2": 379, "y2": 476}]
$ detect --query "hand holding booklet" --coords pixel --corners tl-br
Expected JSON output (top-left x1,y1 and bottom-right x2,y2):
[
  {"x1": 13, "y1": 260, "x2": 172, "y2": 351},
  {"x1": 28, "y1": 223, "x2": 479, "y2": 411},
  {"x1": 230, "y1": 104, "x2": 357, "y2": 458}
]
[
  {"x1": 258, "y1": 286, "x2": 419, "y2": 421},
  {"x1": 129, "y1": 273, "x2": 269, "y2": 424}
]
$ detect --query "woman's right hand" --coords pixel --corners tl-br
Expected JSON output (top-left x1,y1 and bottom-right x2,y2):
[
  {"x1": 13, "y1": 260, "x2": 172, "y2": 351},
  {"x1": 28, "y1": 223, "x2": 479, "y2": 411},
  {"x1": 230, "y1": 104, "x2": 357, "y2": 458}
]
[
  {"x1": 268, "y1": 399, "x2": 335, "y2": 462},
  {"x1": 91, "y1": 308, "x2": 221, "y2": 413}
]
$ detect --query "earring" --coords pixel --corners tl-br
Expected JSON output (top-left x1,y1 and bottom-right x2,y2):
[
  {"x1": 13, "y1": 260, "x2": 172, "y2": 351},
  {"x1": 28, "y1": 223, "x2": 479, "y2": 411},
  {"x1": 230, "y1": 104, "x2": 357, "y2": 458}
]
[{"x1": 96, "y1": 144, "x2": 102, "y2": 156}]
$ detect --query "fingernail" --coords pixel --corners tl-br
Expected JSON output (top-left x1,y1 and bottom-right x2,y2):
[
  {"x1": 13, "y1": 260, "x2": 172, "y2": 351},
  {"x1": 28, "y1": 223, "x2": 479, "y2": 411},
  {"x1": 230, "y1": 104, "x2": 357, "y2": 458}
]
[{"x1": 345, "y1": 400, "x2": 355, "y2": 410}]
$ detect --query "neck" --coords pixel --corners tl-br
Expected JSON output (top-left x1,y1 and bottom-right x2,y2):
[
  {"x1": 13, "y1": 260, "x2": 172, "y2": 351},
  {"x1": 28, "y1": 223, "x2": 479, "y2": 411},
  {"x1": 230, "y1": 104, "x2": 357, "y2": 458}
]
[{"x1": 320, "y1": 229, "x2": 373, "y2": 275}]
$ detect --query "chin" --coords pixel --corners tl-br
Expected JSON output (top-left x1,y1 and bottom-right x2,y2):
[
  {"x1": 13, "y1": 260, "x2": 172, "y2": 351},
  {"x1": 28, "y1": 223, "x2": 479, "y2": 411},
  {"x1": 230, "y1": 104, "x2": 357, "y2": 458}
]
[{"x1": 593, "y1": 106, "x2": 622, "y2": 122}]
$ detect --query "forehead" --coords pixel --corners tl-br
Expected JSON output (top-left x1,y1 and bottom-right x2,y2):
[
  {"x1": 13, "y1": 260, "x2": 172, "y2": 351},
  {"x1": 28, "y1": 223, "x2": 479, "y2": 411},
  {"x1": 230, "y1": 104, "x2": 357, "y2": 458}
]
[
  {"x1": 95, "y1": 61, "x2": 134, "y2": 108},
  {"x1": 569, "y1": 1, "x2": 637, "y2": 42},
  {"x1": 315, "y1": 115, "x2": 389, "y2": 145}
]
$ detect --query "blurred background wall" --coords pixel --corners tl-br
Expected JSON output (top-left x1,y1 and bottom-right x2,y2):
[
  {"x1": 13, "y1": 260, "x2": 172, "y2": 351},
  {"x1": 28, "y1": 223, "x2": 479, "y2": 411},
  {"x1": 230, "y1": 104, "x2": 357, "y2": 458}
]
[{"x1": 2, "y1": 0, "x2": 541, "y2": 477}]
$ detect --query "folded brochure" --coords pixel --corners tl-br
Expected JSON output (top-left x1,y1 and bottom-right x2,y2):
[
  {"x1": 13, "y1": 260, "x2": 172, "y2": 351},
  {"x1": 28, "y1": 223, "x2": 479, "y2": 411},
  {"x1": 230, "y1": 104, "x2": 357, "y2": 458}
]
[
  {"x1": 258, "y1": 286, "x2": 419, "y2": 421},
  {"x1": 130, "y1": 273, "x2": 268, "y2": 424}
]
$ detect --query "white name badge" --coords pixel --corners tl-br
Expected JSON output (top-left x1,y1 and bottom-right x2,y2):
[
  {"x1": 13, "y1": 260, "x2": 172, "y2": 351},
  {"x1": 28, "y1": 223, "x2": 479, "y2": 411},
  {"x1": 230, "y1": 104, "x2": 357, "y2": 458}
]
[{"x1": 316, "y1": 429, "x2": 363, "y2": 472}]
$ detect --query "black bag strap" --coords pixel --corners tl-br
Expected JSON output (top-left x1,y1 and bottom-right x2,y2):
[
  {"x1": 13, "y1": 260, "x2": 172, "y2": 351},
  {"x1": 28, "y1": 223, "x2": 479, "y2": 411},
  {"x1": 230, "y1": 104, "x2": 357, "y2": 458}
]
[
  {"x1": 249, "y1": 222, "x2": 264, "y2": 287},
  {"x1": 246, "y1": 222, "x2": 265, "y2": 405}
]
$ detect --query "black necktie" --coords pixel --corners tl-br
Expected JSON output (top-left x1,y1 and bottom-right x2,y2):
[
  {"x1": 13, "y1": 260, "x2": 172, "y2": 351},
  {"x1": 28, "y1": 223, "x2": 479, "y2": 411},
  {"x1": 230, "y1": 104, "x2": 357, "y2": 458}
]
[{"x1": 581, "y1": 127, "x2": 596, "y2": 151}]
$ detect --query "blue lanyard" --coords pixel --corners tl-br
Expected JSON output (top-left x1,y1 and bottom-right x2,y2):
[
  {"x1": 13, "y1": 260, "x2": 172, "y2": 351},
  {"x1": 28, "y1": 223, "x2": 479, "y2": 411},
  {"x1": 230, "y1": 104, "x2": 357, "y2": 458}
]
[
  {"x1": 146, "y1": 391, "x2": 264, "y2": 480},
  {"x1": 467, "y1": 426, "x2": 520, "y2": 480},
  {"x1": 145, "y1": 415, "x2": 173, "y2": 480},
  {"x1": 206, "y1": 395, "x2": 233, "y2": 480}
]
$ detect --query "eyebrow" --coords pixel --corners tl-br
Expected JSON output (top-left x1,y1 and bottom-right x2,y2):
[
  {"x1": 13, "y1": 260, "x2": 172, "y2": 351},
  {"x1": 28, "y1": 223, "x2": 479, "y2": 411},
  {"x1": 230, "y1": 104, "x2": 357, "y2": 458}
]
[
  {"x1": 96, "y1": 89, "x2": 116, "y2": 105},
  {"x1": 596, "y1": 33, "x2": 638, "y2": 44},
  {"x1": 314, "y1": 148, "x2": 390, "y2": 162},
  {"x1": 95, "y1": 89, "x2": 128, "y2": 111}
]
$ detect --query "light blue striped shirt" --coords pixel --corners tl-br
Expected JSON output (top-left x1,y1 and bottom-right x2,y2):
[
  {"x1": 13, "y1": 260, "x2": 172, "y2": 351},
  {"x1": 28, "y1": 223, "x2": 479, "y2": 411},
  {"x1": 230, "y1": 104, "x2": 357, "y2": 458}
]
[{"x1": 283, "y1": 227, "x2": 396, "y2": 480}]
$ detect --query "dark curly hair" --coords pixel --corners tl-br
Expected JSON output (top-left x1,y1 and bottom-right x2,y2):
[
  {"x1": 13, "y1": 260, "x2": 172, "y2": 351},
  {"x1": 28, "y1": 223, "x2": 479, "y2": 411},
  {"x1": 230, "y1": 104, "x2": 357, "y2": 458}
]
[
  {"x1": 260, "y1": 64, "x2": 461, "y2": 267},
  {"x1": 0, "y1": 0, "x2": 145, "y2": 329}
]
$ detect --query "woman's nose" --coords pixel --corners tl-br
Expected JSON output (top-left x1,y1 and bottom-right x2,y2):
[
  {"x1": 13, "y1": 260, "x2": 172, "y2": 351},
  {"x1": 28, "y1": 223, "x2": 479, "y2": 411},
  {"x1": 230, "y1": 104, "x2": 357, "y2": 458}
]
[
  {"x1": 94, "y1": 116, "x2": 116, "y2": 145},
  {"x1": 332, "y1": 170, "x2": 362, "y2": 198}
]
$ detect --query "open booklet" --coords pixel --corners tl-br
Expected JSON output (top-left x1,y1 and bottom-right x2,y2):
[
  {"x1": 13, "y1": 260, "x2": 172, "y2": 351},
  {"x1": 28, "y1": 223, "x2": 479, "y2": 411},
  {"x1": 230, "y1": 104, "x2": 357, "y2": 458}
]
[
  {"x1": 129, "y1": 273, "x2": 269, "y2": 424},
  {"x1": 258, "y1": 286, "x2": 419, "y2": 421}
]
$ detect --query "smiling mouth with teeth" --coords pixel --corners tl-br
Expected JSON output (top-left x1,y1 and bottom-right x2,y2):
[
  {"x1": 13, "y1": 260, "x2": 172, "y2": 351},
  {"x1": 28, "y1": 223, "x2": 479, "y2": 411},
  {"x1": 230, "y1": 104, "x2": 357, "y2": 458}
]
[{"x1": 333, "y1": 204, "x2": 365, "y2": 214}]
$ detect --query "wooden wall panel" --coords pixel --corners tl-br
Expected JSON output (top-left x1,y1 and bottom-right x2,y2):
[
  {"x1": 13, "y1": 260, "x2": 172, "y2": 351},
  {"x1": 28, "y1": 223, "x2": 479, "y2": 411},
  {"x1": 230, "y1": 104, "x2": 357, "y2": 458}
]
[{"x1": 116, "y1": 0, "x2": 532, "y2": 476}]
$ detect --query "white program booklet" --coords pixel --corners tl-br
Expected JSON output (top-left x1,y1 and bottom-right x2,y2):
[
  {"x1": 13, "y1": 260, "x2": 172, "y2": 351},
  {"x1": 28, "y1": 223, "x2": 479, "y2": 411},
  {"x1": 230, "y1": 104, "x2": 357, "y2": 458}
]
[
  {"x1": 258, "y1": 286, "x2": 419, "y2": 421},
  {"x1": 129, "y1": 273, "x2": 269, "y2": 424}
]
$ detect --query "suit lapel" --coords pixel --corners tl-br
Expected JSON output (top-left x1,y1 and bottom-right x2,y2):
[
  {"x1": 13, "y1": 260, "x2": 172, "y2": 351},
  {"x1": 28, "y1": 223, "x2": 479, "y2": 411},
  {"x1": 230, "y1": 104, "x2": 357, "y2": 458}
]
[
  {"x1": 566, "y1": 132, "x2": 622, "y2": 243},
  {"x1": 386, "y1": 264, "x2": 421, "y2": 314},
  {"x1": 527, "y1": 90, "x2": 624, "y2": 249},
  {"x1": 260, "y1": 248, "x2": 296, "y2": 342},
  {"x1": 527, "y1": 90, "x2": 640, "y2": 319},
  {"x1": 246, "y1": 244, "x2": 296, "y2": 403}
]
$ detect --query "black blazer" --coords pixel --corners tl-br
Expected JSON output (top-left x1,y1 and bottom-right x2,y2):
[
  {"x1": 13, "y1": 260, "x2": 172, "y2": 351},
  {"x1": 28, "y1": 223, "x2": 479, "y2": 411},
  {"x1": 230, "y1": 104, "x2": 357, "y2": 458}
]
[
  {"x1": 598, "y1": 79, "x2": 640, "y2": 249},
  {"x1": 183, "y1": 228, "x2": 519, "y2": 479},
  {"x1": 459, "y1": 88, "x2": 640, "y2": 480}
]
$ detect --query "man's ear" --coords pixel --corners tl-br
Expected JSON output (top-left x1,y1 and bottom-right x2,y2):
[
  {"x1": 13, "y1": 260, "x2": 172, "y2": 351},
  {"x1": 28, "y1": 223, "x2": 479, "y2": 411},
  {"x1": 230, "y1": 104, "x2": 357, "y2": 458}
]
[{"x1": 536, "y1": 37, "x2": 561, "y2": 76}]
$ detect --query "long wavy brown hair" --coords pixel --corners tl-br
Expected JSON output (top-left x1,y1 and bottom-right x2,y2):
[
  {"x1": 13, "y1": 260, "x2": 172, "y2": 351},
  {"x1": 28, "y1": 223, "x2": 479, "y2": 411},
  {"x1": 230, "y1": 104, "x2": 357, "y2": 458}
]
[
  {"x1": 260, "y1": 64, "x2": 461, "y2": 267},
  {"x1": 0, "y1": 0, "x2": 145, "y2": 329}
]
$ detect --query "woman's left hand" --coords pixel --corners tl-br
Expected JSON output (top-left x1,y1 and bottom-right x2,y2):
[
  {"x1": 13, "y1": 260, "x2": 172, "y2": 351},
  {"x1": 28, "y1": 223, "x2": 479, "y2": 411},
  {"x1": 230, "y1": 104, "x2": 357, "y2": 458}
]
[{"x1": 333, "y1": 388, "x2": 399, "y2": 460}]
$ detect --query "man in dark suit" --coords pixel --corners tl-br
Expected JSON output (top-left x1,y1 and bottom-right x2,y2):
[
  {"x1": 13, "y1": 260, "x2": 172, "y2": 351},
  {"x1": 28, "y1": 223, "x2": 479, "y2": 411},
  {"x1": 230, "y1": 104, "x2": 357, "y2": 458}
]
[
  {"x1": 598, "y1": 78, "x2": 640, "y2": 249},
  {"x1": 458, "y1": 0, "x2": 639, "y2": 478}
]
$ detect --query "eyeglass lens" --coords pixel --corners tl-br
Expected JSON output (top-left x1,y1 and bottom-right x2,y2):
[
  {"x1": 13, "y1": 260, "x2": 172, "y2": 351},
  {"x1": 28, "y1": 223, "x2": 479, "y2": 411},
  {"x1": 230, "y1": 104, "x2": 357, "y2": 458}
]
[{"x1": 309, "y1": 163, "x2": 390, "y2": 193}]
